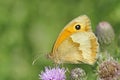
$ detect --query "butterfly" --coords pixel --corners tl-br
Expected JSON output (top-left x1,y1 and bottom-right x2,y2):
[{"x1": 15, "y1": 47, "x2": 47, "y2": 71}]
[{"x1": 48, "y1": 15, "x2": 99, "y2": 65}]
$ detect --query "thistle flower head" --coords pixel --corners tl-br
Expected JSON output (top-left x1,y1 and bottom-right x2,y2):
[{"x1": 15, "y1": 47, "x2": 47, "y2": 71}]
[
  {"x1": 95, "y1": 21, "x2": 115, "y2": 46},
  {"x1": 97, "y1": 59, "x2": 120, "y2": 80},
  {"x1": 39, "y1": 67, "x2": 66, "y2": 80},
  {"x1": 70, "y1": 68, "x2": 86, "y2": 80}
]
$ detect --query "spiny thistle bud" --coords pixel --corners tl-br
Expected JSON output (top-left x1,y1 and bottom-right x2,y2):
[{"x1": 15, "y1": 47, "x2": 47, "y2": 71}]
[
  {"x1": 95, "y1": 21, "x2": 115, "y2": 47},
  {"x1": 70, "y1": 68, "x2": 87, "y2": 80},
  {"x1": 97, "y1": 59, "x2": 120, "y2": 80}
]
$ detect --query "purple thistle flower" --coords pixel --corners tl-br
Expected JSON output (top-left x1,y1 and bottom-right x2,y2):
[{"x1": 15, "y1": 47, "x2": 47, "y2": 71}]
[{"x1": 39, "y1": 67, "x2": 66, "y2": 80}]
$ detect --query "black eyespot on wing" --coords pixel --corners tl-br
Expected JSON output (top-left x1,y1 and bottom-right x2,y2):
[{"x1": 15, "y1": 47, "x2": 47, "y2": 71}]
[{"x1": 75, "y1": 25, "x2": 81, "y2": 30}]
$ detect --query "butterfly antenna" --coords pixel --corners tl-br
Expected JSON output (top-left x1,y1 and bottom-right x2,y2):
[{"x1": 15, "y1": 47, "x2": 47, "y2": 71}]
[
  {"x1": 32, "y1": 51, "x2": 49, "y2": 65},
  {"x1": 32, "y1": 55, "x2": 41, "y2": 65}
]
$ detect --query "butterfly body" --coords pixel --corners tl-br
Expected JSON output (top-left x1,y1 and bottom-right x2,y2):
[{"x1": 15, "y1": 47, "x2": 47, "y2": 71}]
[{"x1": 48, "y1": 15, "x2": 99, "y2": 65}]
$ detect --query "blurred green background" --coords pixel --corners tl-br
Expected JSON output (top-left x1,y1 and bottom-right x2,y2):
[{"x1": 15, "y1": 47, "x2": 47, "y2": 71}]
[{"x1": 0, "y1": 0, "x2": 120, "y2": 80}]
